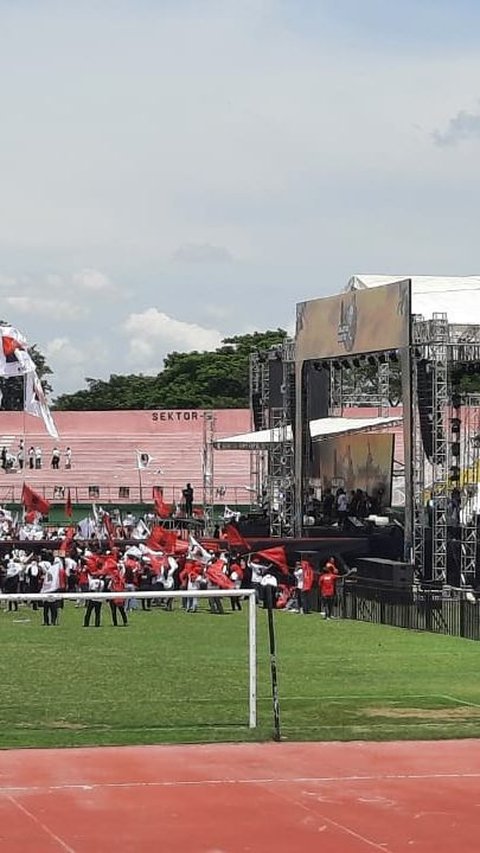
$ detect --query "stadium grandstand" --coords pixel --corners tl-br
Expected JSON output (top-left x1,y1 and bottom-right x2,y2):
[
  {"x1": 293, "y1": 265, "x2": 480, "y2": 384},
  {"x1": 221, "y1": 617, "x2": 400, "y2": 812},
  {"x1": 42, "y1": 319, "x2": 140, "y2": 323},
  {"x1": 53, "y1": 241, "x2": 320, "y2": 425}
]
[{"x1": 0, "y1": 408, "x2": 251, "y2": 508}]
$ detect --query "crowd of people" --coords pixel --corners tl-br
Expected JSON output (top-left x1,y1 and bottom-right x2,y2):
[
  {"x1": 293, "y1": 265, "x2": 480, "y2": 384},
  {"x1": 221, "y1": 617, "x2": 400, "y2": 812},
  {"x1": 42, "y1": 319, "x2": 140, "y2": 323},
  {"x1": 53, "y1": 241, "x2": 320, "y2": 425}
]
[
  {"x1": 1, "y1": 439, "x2": 72, "y2": 473},
  {"x1": 305, "y1": 486, "x2": 386, "y2": 527},
  {"x1": 0, "y1": 537, "x2": 344, "y2": 627}
]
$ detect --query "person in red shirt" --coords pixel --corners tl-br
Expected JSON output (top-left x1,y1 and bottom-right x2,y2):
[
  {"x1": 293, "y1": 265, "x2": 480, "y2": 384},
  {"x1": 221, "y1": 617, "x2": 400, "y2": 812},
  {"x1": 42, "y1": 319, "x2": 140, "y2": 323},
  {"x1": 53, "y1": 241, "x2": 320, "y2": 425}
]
[
  {"x1": 300, "y1": 558, "x2": 314, "y2": 614},
  {"x1": 318, "y1": 567, "x2": 338, "y2": 619},
  {"x1": 108, "y1": 570, "x2": 128, "y2": 627},
  {"x1": 229, "y1": 557, "x2": 244, "y2": 611}
]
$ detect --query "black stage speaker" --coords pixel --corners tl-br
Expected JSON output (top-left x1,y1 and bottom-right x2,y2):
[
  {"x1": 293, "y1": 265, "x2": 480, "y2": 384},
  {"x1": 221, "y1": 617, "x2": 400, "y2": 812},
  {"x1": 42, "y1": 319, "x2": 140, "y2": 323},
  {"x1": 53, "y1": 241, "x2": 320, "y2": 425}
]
[
  {"x1": 306, "y1": 361, "x2": 330, "y2": 422},
  {"x1": 251, "y1": 391, "x2": 263, "y2": 431},
  {"x1": 268, "y1": 357, "x2": 283, "y2": 410},
  {"x1": 356, "y1": 557, "x2": 414, "y2": 588},
  {"x1": 416, "y1": 358, "x2": 434, "y2": 460}
]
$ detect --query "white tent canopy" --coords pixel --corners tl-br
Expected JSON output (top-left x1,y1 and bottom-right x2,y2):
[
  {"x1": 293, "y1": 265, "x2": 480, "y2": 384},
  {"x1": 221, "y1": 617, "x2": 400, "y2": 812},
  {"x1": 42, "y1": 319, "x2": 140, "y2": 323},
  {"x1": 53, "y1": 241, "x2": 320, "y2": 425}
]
[
  {"x1": 214, "y1": 416, "x2": 402, "y2": 450},
  {"x1": 214, "y1": 426, "x2": 292, "y2": 449},
  {"x1": 347, "y1": 275, "x2": 480, "y2": 325},
  {"x1": 309, "y1": 415, "x2": 402, "y2": 440}
]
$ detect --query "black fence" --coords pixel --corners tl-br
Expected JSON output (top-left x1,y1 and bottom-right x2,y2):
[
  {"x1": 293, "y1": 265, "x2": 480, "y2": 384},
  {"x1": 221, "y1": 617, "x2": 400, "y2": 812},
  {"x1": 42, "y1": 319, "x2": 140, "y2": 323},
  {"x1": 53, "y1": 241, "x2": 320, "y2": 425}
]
[{"x1": 340, "y1": 581, "x2": 480, "y2": 641}]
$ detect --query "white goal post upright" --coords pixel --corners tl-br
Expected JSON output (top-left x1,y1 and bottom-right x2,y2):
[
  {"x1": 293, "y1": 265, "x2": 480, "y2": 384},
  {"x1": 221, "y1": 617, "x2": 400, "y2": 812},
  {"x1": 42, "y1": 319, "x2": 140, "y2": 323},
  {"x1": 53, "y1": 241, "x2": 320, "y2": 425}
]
[{"x1": 0, "y1": 588, "x2": 258, "y2": 730}]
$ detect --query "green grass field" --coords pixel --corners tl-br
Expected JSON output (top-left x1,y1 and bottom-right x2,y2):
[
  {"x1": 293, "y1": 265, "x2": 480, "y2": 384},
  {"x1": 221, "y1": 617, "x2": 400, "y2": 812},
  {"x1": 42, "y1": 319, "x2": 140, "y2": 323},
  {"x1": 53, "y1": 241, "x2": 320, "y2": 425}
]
[{"x1": 1, "y1": 602, "x2": 480, "y2": 749}]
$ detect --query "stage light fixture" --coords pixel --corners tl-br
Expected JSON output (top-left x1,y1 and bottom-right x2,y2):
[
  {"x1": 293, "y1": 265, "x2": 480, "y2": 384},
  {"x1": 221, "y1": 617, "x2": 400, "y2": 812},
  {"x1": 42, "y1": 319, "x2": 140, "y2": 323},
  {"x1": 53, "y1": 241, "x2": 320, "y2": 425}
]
[
  {"x1": 450, "y1": 417, "x2": 462, "y2": 433},
  {"x1": 352, "y1": 358, "x2": 362, "y2": 368},
  {"x1": 332, "y1": 360, "x2": 342, "y2": 370},
  {"x1": 367, "y1": 355, "x2": 377, "y2": 366},
  {"x1": 450, "y1": 466, "x2": 461, "y2": 481},
  {"x1": 451, "y1": 442, "x2": 461, "y2": 457},
  {"x1": 389, "y1": 350, "x2": 399, "y2": 363}
]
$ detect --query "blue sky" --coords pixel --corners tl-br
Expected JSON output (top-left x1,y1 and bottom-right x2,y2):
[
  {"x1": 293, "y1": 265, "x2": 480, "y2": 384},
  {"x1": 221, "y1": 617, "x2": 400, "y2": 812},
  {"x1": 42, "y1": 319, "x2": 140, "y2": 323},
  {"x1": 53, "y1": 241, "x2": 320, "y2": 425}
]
[{"x1": 0, "y1": 0, "x2": 479, "y2": 395}]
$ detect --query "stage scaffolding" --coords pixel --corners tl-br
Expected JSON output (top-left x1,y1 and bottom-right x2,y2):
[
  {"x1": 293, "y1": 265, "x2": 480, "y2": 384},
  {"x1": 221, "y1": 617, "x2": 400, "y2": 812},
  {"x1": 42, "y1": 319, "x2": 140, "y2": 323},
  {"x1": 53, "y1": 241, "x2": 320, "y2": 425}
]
[
  {"x1": 268, "y1": 340, "x2": 295, "y2": 537},
  {"x1": 249, "y1": 351, "x2": 268, "y2": 508},
  {"x1": 246, "y1": 314, "x2": 480, "y2": 577},
  {"x1": 411, "y1": 317, "x2": 480, "y2": 586},
  {"x1": 460, "y1": 396, "x2": 480, "y2": 585}
]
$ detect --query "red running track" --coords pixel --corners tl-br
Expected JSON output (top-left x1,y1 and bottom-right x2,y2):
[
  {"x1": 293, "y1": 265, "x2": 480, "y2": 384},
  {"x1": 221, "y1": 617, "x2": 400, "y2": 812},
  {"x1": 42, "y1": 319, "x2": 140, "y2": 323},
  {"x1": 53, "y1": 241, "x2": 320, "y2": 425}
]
[{"x1": 0, "y1": 740, "x2": 479, "y2": 852}]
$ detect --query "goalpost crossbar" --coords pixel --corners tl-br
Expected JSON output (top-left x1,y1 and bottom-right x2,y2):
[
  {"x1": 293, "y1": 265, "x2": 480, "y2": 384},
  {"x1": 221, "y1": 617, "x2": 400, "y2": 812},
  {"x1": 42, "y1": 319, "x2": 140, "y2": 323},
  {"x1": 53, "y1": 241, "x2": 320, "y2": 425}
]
[{"x1": 0, "y1": 589, "x2": 258, "y2": 729}]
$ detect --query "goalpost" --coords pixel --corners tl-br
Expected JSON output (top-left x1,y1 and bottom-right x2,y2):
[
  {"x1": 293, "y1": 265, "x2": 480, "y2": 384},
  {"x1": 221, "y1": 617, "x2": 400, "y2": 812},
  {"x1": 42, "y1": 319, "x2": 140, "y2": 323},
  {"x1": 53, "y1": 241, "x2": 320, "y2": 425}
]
[{"x1": 0, "y1": 588, "x2": 258, "y2": 729}]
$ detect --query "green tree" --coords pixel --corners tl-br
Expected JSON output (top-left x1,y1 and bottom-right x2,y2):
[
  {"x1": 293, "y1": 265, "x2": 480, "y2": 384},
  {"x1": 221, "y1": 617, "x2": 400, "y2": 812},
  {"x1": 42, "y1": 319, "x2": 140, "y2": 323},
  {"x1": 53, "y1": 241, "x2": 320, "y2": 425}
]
[
  {"x1": 0, "y1": 345, "x2": 53, "y2": 411},
  {"x1": 53, "y1": 329, "x2": 288, "y2": 410}
]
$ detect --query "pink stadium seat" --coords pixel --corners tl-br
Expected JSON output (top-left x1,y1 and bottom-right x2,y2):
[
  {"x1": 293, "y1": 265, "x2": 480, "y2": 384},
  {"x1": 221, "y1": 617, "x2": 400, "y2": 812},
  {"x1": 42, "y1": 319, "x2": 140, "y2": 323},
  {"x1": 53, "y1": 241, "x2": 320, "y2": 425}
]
[{"x1": 0, "y1": 409, "x2": 252, "y2": 506}]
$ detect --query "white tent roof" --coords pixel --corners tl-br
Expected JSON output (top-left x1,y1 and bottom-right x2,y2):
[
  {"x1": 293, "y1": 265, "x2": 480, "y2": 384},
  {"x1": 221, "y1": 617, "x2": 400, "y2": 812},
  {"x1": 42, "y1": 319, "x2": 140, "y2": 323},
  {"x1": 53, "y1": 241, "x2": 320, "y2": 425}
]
[
  {"x1": 214, "y1": 416, "x2": 402, "y2": 449},
  {"x1": 214, "y1": 427, "x2": 292, "y2": 449},
  {"x1": 347, "y1": 275, "x2": 480, "y2": 325},
  {"x1": 309, "y1": 415, "x2": 402, "y2": 439}
]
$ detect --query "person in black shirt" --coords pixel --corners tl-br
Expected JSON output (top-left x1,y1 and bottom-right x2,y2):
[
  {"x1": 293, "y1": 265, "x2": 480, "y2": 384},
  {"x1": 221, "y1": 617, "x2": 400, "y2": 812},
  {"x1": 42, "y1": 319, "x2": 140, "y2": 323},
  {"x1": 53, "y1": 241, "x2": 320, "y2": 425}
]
[{"x1": 183, "y1": 483, "x2": 194, "y2": 517}]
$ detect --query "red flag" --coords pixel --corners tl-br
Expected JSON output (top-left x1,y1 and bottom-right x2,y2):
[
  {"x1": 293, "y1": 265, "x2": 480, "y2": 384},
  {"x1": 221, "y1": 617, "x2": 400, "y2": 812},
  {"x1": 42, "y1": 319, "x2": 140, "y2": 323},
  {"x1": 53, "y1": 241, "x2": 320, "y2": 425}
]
[
  {"x1": 59, "y1": 525, "x2": 76, "y2": 556},
  {"x1": 206, "y1": 559, "x2": 234, "y2": 589},
  {"x1": 255, "y1": 545, "x2": 289, "y2": 575},
  {"x1": 153, "y1": 487, "x2": 171, "y2": 519},
  {"x1": 223, "y1": 523, "x2": 250, "y2": 551},
  {"x1": 174, "y1": 538, "x2": 189, "y2": 555},
  {"x1": 147, "y1": 525, "x2": 177, "y2": 552},
  {"x1": 200, "y1": 537, "x2": 223, "y2": 553},
  {"x1": 65, "y1": 488, "x2": 73, "y2": 518},
  {"x1": 21, "y1": 483, "x2": 50, "y2": 516}
]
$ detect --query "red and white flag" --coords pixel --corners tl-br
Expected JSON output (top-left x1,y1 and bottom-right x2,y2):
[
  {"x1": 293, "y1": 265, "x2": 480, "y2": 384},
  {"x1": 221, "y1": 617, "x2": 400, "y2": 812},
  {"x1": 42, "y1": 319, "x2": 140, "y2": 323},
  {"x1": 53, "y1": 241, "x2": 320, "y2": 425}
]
[
  {"x1": 24, "y1": 369, "x2": 59, "y2": 439},
  {"x1": 0, "y1": 325, "x2": 35, "y2": 377}
]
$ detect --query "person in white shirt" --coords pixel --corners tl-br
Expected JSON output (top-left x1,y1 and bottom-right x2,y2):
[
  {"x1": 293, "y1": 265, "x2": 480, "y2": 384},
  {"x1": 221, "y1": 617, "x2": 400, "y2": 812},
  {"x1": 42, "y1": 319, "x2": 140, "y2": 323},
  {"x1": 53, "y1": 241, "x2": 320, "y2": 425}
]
[
  {"x1": 34, "y1": 446, "x2": 42, "y2": 470},
  {"x1": 162, "y1": 555, "x2": 177, "y2": 611},
  {"x1": 293, "y1": 561, "x2": 304, "y2": 612},
  {"x1": 65, "y1": 447, "x2": 72, "y2": 470},
  {"x1": 4, "y1": 557, "x2": 21, "y2": 612},
  {"x1": 41, "y1": 559, "x2": 62, "y2": 626},
  {"x1": 248, "y1": 559, "x2": 264, "y2": 604},
  {"x1": 336, "y1": 489, "x2": 348, "y2": 529},
  {"x1": 83, "y1": 575, "x2": 104, "y2": 627}
]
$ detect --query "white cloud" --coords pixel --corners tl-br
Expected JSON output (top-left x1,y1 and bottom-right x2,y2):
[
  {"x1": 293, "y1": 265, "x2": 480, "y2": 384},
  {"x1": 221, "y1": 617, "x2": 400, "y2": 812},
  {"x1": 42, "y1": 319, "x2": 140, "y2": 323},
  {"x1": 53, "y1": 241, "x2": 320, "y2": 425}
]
[
  {"x1": 44, "y1": 336, "x2": 110, "y2": 396},
  {"x1": 123, "y1": 308, "x2": 224, "y2": 368},
  {"x1": 4, "y1": 296, "x2": 88, "y2": 320},
  {"x1": 433, "y1": 106, "x2": 480, "y2": 146},
  {"x1": 45, "y1": 337, "x2": 86, "y2": 366},
  {"x1": 72, "y1": 268, "x2": 116, "y2": 292},
  {"x1": 172, "y1": 243, "x2": 234, "y2": 264},
  {"x1": 203, "y1": 304, "x2": 234, "y2": 321}
]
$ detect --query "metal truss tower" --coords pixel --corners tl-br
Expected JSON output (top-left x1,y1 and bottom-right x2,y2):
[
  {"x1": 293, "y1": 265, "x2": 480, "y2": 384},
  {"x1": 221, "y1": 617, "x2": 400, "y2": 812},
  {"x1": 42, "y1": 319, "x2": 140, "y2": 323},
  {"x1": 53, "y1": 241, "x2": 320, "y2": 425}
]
[
  {"x1": 202, "y1": 411, "x2": 216, "y2": 535},
  {"x1": 460, "y1": 396, "x2": 480, "y2": 585},
  {"x1": 411, "y1": 351, "x2": 426, "y2": 574},
  {"x1": 268, "y1": 340, "x2": 295, "y2": 537},
  {"x1": 249, "y1": 352, "x2": 268, "y2": 507},
  {"x1": 430, "y1": 314, "x2": 450, "y2": 583}
]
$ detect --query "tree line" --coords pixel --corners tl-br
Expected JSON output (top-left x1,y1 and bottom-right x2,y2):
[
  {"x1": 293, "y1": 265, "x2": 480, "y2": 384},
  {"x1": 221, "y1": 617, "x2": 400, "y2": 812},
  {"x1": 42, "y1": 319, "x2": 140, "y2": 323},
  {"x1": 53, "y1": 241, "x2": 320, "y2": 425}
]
[
  {"x1": 2, "y1": 330, "x2": 287, "y2": 411},
  {"x1": 6, "y1": 329, "x2": 480, "y2": 411}
]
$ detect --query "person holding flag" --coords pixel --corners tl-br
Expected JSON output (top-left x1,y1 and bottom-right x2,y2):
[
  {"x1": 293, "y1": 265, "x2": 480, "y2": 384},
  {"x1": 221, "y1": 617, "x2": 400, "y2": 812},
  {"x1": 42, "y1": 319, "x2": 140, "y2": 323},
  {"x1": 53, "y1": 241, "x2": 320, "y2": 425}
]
[{"x1": 108, "y1": 569, "x2": 128, "y2": 627}]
